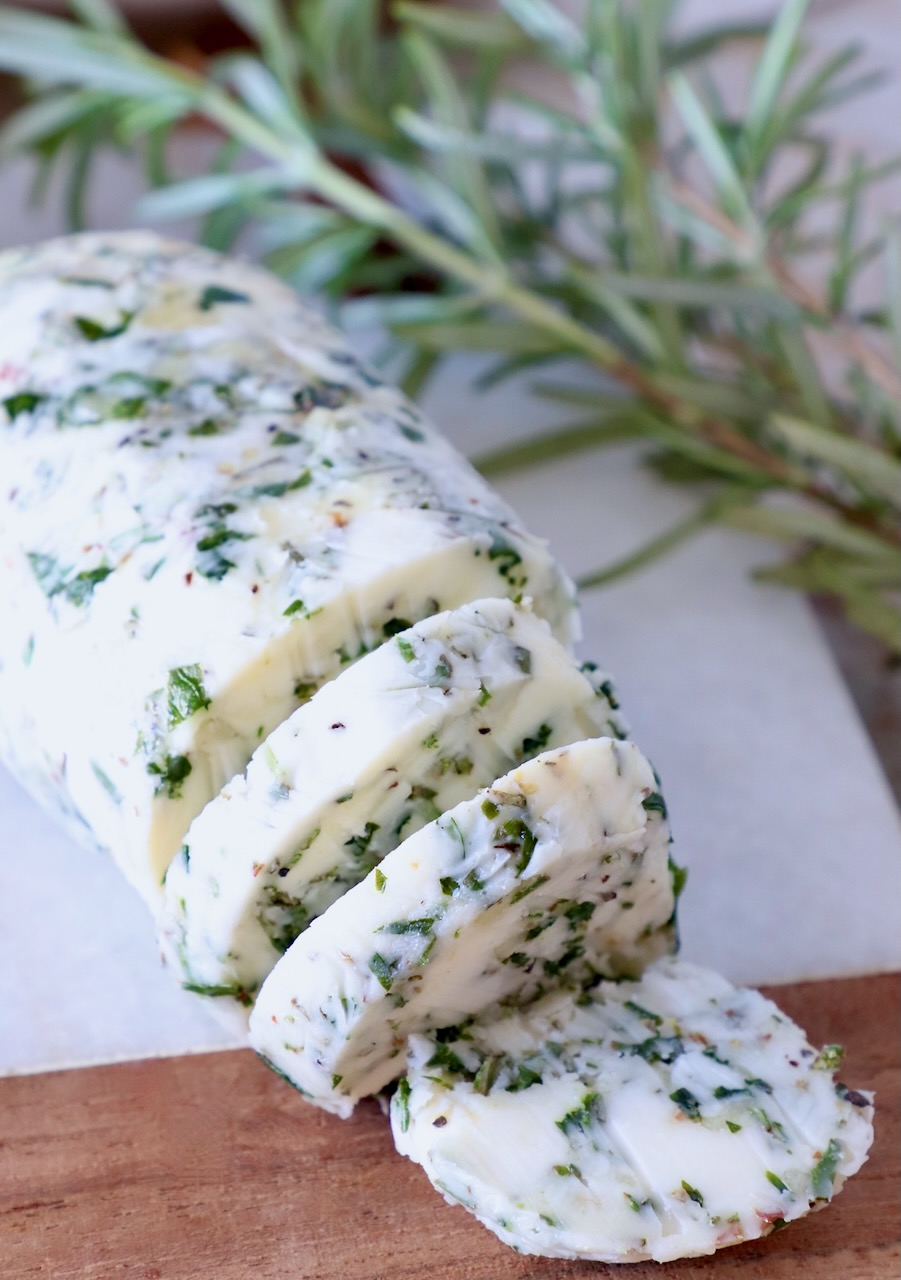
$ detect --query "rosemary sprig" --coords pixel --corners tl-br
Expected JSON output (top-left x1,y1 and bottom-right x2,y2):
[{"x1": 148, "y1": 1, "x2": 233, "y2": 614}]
[{"x1": 0, "y1": 0, "x2": 898, "y2": 651}]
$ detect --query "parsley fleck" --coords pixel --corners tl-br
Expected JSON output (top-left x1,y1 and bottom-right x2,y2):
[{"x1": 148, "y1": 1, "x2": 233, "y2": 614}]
[
  {"x1": 765, "y1": 1171, "x2": 789, "y2": 1194},
  {"x1": 3, "y1": 391, "x2": 46, "y2": 419},
  {"x1": 488, "y1": 533, "x2": 523, "y2": 579},
  {"x1": 425, "y1": 1043, "x2": 469, "y2": 1076},
  {"x1": 472, "y1": 1056, "x2": 502, "y2": 1096},
  {"x1": 182, "y1": 980, "x2": 253, "y2": 1006},
  {"x1": 166, "y1": 664, "x2": 210, "y2": 728},
  {"x1": 642, "y1": 791, "x2": 667, "y2": 816},
  {"x1": 512, "y1": 644, "x2": 532, "y2": 673},
  {"x1": 522, "y1": 723, "x2": 552, "y2": 756},
  {"x1": 505, "y1": 1063, "x2": 542, "y2": 1092},
  {"x1": 146, "y1": 753, "x2": 193, "y2": 799},
  {"x1": 198, "y1": 284, "x2": 251, "y2": 310},
  {"x1": 380, "y1": 918, "x2": 435, "y2": 936},
  {"x1": 369, "y1": 953, "x2": 396, "y2": 991},
  {"x1": 395, "y1": 1078, "x2": 412, "y2": 1132},
  {"x1": 374, "y1": 869, "x2": 387, "y2": 892},
  {"x1": 557, "y1": 1091, "x2": 604, "y2": 1135},
  {"x1": 74, "y1": 312, "x2": 134, "y2": 341},
  {"x1": 625, "y1": 999, "x2": 663, "y2": 1027},
  {"x1": 670, "y1": 1088, "x2": 702, "y2": 1120},
  {"x1": 509, "y1": 874, "x2": 549, "y2": 904},
  {"x1": 382, "y1": 617, "x2": 413, "y2": 637},
  {"x1": 397, "y1": 637, "x2": 416, "y2": 662},
  {"x1": 499, "y1": 818, "x2": 537, "y2": 875},
  {"x1": 811, "y1": 1138, "x2": 842, "y2": 1198},
  {"x1": 91, "y1": 761, "x2": 121, "y2": 803},
  {"x1": 345, "y1": 823, "x2": 380, "y2": 866},
  {"x1": 681, "y1": 1180, "x2": 704, "y2": 1206}
]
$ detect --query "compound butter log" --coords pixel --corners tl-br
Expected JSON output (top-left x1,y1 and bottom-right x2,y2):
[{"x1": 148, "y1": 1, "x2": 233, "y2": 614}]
[{"x1": 0, "y1": 232, "x2": 576, "y2": 906}]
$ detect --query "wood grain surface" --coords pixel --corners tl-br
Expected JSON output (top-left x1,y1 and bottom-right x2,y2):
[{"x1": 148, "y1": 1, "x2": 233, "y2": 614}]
[{"x1": 1, "y1": 973, "x2": 897, "y2": 1280}]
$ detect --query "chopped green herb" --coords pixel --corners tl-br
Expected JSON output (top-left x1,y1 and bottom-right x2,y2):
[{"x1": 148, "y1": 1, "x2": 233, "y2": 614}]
[
  {"x1": 564, "y1": 900, "x2": 596, "y2": 928},
  {"x1": 439, "y1": 754, "x2": 473, "y2": 776},
  {"x1": 745, "y1": 1077, "x2": 773, "y2": 1094},
  {"x1": 374, "y1": 868, "x2": 387, "y2": 892},
  {"x1": 183, "y1": 979, "x2": 253, "y2": 1006},
  {"x1": 283, "y1": 599, "x2": 307, "y2": 617},
  {"x1": 91, "y1": 760, "x2": 121, "y2": 803},
  {"x1": 187, "y1": 419, "x2": 221, "y2": 437},
  {"x1": 3, "y1": 391, "x2": 46, "y2": 419},
  {"x1": 397, "y1": 637, "x2": 416, "y2": 662},
  {"x1": 293, "y1": 680, "x2": 317, "y2": 701},
  {"x1": 439, "y1": 877, "x2": 459, "y2": 896},
  {"x1": 557, "y1": 1091, "x2": 604, "y2": 1135},
  {"x1": 556, "y1": 1165, "x2": 582, "y2": 1179},
  {"x1": 395, "y1": 1078, "x2": 411, "y2": 1132},
  {"x1": 681, "y1": 1180, "x2": 704, "y2": 1206},
  {"x1": 617, "y1": 1035, "x2": 684, "y2": 1065},
  {"x1": 509, "y1": 874, "x2": 549, "y2": 904},
  {"x1": 64, "y1": 564, "x2": 113, "y2": 606},
  {"x1": 272, "y1": 429, "x2": 301, "y2": 445},
  {"x1": 726, "y1": 1120, "x2": 743, "y2": 1133},
  {"x1": 750, "y1": 1107, "x2": 788, "y2": 1142},
  {"x1": 382, "y1": 617, "x2": 413, "y2": 636},
  {"x1": 498, "y1": 818, "x2": 537, "y2": 875},
  {"x1": 400, "y1": 424, "x2": 425, "y2": 442},
  {"x1": 247, "y1": 470, "x2": 312, "y2": 498},
  {"x1": 146, "y1": 753, "x2": 192, "y2": 799},
  {"x1": 380, "y1": 918, "x2": 435, "y2": 936},
  {"x1": 258, "y1": 885, "x2": 311, "y2": 952},
  {"x1": 714, "y1": 1085, "x2": 750, "y2": 1099},
  {"x1": 198, "y1": 284, "x2": 251, "y2": 310},
  {"x1": 430, "y1": 655, "x2": 452, "y2": 683},
  {"x1": 811, "y1": 1138, "x2": 843, "y2": 1198},
  {"x1": 294, "y1": 381, "x2": 350, "y2": 412},
  {"x1": 463, "y1": 869, "x2": 484, "y2": 892},
  {"x1": 422, "y1": 732, "x2": 439, "y2": 749},
  {"x1": 670, "y1": 1088, "x2": 702, "y2": 1120},
  {"x1": 345, "y1": 822, "x2": 380, "y2": 862},
  {"x1": 642, "y1": 791, "x2": 667, "y2": 816},
  {"x1": 74, "y1": 311, "x2": 134, "y2": 341},
  {"x1": 766, "y1": 1171, "x2": 789, "y2": 1194},
  {"x1": 505, "y1": 1063, "x2": 542, "y2": 1092},
  {"x1": 669, "y1": 854, "x2": 688, "y2": 899},
  {"x1": 477, "y1": 681, "x2": 492, "y2": 707},
  {"x1": 110, "y1": 396, "x2": 146, "y2": 419},
  {"x1": 425, "y1": 1043, "x2": 469, "y2": 1076},
  {"x1": 166, "y1": 664, "x2": 210, "y2": 727},
  {"x1": 521, "y1": 723, "x2": 552, "y2": 756},
  {"x1": 624, "y1": 999, "x2": 663, "y2": 1027},
  {"x1": 368, "y1": 953, "x2": 396, "y2": 991},
  {"x1": 481, "y1": 799, "x2": 499, "y2": 820},
  {"x1": 813, "y1": 1044, "x2": 845, "y2": 1071},
  {"x1": 196, "y1": 526, "x2": 251, "y2": 553},
  {"x1": 512, "y1": 645, "x2": 532, "y2": 673},
  {"x1": 488, "y1": 534, "x2": 523, "y2": 580},
  {"x1": 331, "y1": 1073, "x2": 343, "y2": 1089},
  {"x1": 472, "y1": 1055, "x2": 502, "y2": 1095}
]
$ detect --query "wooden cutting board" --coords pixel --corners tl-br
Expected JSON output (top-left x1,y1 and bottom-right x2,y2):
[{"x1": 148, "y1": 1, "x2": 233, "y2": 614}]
[{"x1": 1, "y1": 972, "x2": 897, "y2": 1280}]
